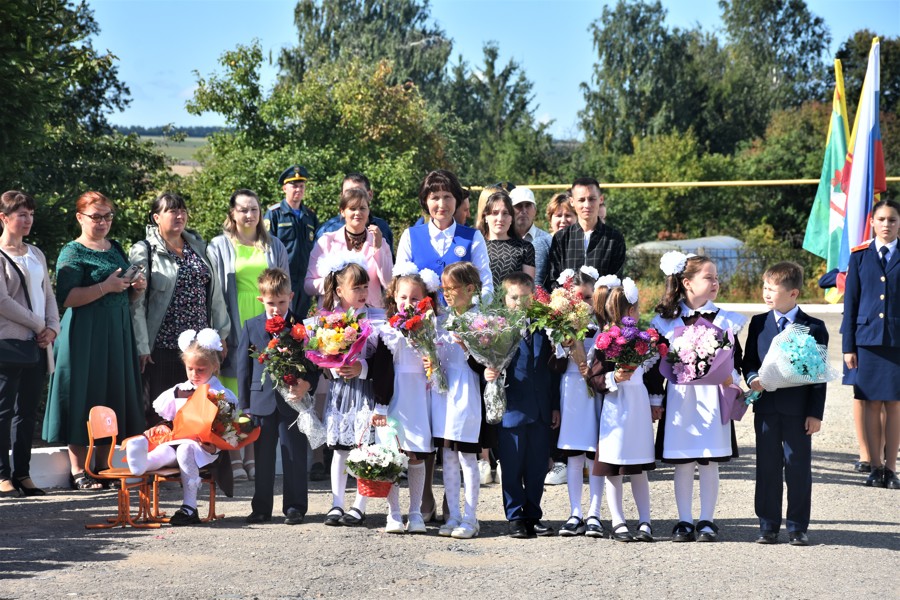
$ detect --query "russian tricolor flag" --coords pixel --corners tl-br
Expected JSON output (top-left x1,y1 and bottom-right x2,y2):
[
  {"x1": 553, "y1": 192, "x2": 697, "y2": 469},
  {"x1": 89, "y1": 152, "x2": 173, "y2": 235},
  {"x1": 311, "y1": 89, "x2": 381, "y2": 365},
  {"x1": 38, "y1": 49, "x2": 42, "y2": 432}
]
[{"x1": 839, "y1": 37, "x2": 886, "y2": 271}]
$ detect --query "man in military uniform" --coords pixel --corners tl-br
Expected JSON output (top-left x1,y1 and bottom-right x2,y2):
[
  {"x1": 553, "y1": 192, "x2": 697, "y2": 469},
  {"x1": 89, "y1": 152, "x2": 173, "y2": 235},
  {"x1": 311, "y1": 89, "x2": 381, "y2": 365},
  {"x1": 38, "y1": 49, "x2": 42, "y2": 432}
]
[{"x1": 264, "y1": 165, "x2": 319, "y2": 317}]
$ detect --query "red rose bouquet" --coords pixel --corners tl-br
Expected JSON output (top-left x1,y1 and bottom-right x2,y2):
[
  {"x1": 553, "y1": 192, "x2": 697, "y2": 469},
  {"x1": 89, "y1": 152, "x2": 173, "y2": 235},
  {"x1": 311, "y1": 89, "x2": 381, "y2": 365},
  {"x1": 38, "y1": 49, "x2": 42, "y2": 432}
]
[{"x1": 388, "y1": 296, "x2": 447, "y2": 393}]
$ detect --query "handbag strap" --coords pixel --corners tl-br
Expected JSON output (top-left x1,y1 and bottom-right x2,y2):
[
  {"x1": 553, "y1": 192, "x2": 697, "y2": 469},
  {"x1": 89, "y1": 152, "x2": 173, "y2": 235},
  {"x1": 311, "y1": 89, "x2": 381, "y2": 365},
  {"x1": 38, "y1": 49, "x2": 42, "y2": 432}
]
[{"x1": 0, "y1": 247, "x2": 34, "y2": 311}]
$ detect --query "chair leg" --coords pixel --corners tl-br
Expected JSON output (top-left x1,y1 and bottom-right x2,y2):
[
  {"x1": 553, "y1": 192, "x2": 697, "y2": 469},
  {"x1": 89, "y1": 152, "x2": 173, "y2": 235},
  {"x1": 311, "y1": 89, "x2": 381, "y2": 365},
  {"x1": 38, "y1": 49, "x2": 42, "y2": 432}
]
[
  {"x1": 87, "y1": 481, "x2": 160, "y2": 529},
  {"x1": 201, "y1": 481, "x2": 225, "y2": 522}
]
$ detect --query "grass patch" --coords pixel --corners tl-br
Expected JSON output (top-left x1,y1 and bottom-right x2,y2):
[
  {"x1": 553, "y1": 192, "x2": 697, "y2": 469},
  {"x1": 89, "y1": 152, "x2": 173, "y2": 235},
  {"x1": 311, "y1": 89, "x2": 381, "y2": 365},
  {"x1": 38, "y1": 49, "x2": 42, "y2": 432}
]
[{"x1": 143, "y1": 136, "x2": 207, "y2": 162}]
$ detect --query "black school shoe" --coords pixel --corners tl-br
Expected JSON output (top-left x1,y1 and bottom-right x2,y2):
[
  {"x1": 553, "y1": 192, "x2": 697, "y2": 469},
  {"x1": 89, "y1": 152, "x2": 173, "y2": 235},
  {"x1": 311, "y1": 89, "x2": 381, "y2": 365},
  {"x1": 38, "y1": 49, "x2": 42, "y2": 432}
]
[
  {"x1": 284, "y1": 508, "x2": 304, "y2": 525},
  {"x1": 756, "y1": 531, "x2": 779, "y2": 544},
  {"x1": 865, "y1": 467, "x2": 886, "y2": 488},
  {"x1": 246, "y1": 512, "x2": 271, "y2": 524},
  {"x1": 169, "y1": 505, "x2": 201, "y2": 526},
  {"x1": 531, "y1": 520, "x2": 554, "y2": 536},
  {"x1": 854, "y1": 460, "x2": 872, "y2": 473},
  {"x1": 696, "y1": 520, "x2": 719, "y2": 542},
  {"x1": 788, "y1": 531, "x2": 809, "y2": 546},
  {"x1": 509, "y1": 520, "x2": 535, "y2": 539},
  {"x1": 671, "y1": 521, "x2": 696, "y2": 542},
  {"x1": 884, "y1": 469, "x2": 900, "y2": 489},
  {"x1": 324, "y1": 506, "x2": 345, "y2": 526}
]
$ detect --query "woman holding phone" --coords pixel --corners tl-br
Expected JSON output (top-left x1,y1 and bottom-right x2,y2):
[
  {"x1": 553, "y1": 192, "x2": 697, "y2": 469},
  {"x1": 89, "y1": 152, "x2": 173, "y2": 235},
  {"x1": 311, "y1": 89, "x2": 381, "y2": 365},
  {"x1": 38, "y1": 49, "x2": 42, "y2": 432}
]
[{"x1": 43, "y1": 191, "x2": 148, "y2": 490}]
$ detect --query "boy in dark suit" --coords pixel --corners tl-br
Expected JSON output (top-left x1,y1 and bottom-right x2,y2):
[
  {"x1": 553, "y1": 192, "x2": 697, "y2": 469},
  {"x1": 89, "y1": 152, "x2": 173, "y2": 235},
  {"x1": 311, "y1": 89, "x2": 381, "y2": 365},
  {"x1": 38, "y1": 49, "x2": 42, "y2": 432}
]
[
  {"x1": 237, "y1": 268, "x2": 319, "y2": 525},
  {"x1": 743, "y1": 262, "x2": 827, "y2": 546},
  {"x1": 481, "y1": 272, "x2": 560, "y2": 538}
]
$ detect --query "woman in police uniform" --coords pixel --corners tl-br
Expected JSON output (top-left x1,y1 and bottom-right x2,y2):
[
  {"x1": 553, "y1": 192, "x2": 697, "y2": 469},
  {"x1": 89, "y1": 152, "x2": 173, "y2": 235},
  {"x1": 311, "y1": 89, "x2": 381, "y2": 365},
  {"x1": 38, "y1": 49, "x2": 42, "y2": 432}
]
[{"x1": 843, "y1": 199, "x2": 900, "y2": 489}]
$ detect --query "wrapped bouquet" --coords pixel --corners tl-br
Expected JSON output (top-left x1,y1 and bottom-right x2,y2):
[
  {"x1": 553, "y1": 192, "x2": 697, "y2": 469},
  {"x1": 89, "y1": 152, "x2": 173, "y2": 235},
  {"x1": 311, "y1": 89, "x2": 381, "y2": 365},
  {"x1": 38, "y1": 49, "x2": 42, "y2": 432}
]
[
  {"x1": 251, "y1": 314, "x2": 326, "y2": 448},
  {"x1": 446, "y1": 299, "x2": 527, "y2": 424},
  {"x1": 527, "y1": 270, "x2": 593, "y2": 345},
  {"x1": 595, "y1": 316, "x2": 668, "y2": 371},
  {"x1": 345, "y1": 441, "x2": 409, "y2": 497},
  {"x1": 659, "y1": 317, "x2": 735, "y2": 385},
  {"x1": 304, "y1": 307, "x2": 372, "y2": 369},
  {"x1": 172, "y1": 384, "x2": 260, "y2": 451},
  {"x1": 388, "y1": 295, "x2": 448, "y2": 393},
  {"x1": 754, "y1": 323, "x2": 840, "y2": 393}
]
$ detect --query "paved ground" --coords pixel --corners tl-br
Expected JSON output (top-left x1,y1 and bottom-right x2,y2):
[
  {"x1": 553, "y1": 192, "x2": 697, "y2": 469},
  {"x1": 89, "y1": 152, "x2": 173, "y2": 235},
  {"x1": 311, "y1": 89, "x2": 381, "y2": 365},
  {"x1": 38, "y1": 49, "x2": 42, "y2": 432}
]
[{"x1": 1, "y1": 312, "x2": 898, "y2": 600}]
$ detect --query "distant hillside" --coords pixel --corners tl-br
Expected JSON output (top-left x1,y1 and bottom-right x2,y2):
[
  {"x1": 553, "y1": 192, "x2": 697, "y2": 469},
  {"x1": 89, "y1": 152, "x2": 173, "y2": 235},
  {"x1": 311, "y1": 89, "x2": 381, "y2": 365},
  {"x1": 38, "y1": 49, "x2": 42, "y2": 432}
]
[{"x1": 114, "y1": 125, "x2": 230, "y2": 137}]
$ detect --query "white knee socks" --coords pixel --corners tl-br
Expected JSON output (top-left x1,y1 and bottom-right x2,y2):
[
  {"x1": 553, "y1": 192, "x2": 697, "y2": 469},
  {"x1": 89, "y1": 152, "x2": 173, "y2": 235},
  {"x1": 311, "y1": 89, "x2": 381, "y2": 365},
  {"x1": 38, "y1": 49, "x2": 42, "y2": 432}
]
[
  {"x1": 442, "y1": 448, "x2": 462, "y2": 522},
  {"x1": 605, "y1": 475, "x2": 626, "y2": 525},
  {"x1": 387, "y1": 483, "x2": 401, "y2": 519},
  {"x1": 175, "y1": 445, "x2": 201, "y2": 509},
  {"x1": 587, "y1": 459, "x2": 604, "y2": 519},
  {"x1": 566, "y1": 454, "x2": 585, "y2": 518},
  {"x1": 407, "y1": 461, "x2": 425, "y2": 517},
  {"x1": 673, "y1": 462, "x2": 695, "y2": 523},
  {"x1": 630, "y1": 472, "x2": 651, "y2": 524},
  {"x1": 331, "y1": 449, "x2": 349, "y2": 508},
  {"x1": 698, "y1": 462, "x2": 720, "y2": 525},
  {"x1": 459, "y1": 452, "x2": 480, "y2": 524}
]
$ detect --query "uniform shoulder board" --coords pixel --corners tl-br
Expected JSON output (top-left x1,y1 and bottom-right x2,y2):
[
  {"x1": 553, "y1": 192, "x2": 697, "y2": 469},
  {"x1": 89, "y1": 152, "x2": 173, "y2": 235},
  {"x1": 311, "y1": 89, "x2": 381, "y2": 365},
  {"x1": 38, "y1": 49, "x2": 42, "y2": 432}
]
[
  {"x1": 851, "y1": 239, "x2": 873, "y2": 253},
  {"x1": 267, "y1": 203, "x2": 281, "y2": 211}
]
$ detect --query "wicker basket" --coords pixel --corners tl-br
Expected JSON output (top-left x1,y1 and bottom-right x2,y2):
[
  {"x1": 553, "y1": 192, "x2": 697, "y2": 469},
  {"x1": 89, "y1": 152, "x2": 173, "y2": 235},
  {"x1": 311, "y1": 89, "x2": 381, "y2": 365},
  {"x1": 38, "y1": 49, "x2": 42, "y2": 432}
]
[{"x1": 357, "y1": 478, "x2": 393, "y2": 498}]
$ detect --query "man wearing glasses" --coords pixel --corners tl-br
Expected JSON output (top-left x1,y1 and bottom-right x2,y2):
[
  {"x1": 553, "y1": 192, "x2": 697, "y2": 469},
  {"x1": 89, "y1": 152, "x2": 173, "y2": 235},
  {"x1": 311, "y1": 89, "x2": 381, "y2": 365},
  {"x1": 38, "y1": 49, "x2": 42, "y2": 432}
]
[{"x1": 265, "y1": 165, "x2": 319, "y2": 317}]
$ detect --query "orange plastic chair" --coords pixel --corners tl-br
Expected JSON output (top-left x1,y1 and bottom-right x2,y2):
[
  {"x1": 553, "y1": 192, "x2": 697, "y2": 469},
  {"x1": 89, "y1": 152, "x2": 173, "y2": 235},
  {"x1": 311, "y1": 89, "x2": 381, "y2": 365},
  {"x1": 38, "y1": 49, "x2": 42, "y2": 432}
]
[
  {"x1": 150, "y1": 461, "x2": 224, "y2": 523},
  {"x1": 85, "y1": 406, "x2": 159, "y2": 529}
]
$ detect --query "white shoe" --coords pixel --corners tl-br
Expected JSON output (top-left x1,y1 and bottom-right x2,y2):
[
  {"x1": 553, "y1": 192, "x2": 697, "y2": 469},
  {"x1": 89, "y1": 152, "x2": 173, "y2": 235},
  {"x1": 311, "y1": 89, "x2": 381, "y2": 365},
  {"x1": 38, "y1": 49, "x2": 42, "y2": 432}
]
[
  {"x1": 544, "y1": 462, "x2": 567, "y2": 485},
  {"x1": 385, "y1": 514, "x2": 405, "y2": 534},
  {"x1": 494, "y1": 462, "x2": 502, "y2": 484},
  {"x1": 451, "y1": 520, "x2": 480, "y2": 539},
  {"x1": 406, "y1": 512, "x2": 427, "y2": 534},
  {"x1": 478, "y1": 459, "x2": 492, "y2": 486},
  {"x1": 438, "y1": 517, "x2": 461, "y2": 537}
]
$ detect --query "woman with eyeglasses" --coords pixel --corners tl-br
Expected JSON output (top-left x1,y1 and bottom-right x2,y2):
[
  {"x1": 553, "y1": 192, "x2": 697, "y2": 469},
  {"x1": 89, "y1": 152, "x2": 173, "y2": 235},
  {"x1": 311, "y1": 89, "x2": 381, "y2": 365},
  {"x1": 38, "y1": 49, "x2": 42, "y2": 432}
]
[
  {"x1": 130, "y1": 193, "x2": 230, "y2": 429},
  {"x1": 43, "y1": 191, "x2": 148, "y2": 490},
  {"x1": 207, "y1": 188, "x2": 288, "y2": 480}
]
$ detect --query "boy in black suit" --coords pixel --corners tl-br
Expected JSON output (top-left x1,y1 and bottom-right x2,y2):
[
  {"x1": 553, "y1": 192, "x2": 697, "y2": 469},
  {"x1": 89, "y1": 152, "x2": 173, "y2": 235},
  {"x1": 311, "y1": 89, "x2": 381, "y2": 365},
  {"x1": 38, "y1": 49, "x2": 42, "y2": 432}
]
[
  {"x1": 237, "y1": 268, "x2": 319, "y2": 525},
  {"x1": 481, "y1": 273, "x2": 560, "y2": 539},
  {"x1": 743, "y1": 262, "x2": 827, "y2": 546}
]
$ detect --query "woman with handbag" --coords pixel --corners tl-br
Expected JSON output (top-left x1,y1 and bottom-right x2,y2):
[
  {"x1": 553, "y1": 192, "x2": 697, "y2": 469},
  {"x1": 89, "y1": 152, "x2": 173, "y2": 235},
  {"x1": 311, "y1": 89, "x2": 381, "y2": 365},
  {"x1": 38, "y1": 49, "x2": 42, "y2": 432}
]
[
  {"x1": 0, "y1": 191, "x2": 60, "y2": 497},
  {"x1": 43, "y1": 191, "x2": 148, "y2": 490}
]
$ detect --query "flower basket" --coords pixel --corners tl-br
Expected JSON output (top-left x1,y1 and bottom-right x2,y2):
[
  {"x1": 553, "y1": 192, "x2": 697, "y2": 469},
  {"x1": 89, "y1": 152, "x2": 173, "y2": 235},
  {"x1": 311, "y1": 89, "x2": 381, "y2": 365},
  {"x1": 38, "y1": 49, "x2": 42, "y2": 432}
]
[{"x1": 356, "y1": 477, "x2": 394, "y2": 498}]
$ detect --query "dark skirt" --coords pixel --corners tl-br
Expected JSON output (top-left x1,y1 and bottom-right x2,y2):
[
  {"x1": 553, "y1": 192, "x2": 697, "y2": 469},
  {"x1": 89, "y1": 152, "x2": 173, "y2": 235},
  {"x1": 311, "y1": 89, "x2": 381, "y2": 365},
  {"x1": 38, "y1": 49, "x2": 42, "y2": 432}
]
[
  {"x1": 593, "y1": 460, "x2": 656, "y2": 477},
  {"x1": 560, "y1": 449, "x2": 596, "y2": 460},
  {"x1": 853, "y1": 345, "x2": 900, "y2": 401},
  {"x1": 433, "y1": 437, "x2": 481, "y2": 455}
]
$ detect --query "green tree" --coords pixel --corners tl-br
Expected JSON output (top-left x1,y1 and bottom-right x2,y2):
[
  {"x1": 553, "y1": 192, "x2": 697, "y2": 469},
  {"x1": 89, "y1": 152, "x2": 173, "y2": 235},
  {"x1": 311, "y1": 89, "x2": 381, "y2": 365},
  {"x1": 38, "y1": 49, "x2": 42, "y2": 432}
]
[
  {"x1": 184, "y1": 42, "x2": 451, "y2": 240},
  {"x1": 278, "y1": 0, "x2": 451, "y2": 100},
  {"x1": 719, "y1": 0, "x2": 830, "y2": 106},
  {"x1": 0, "y1": 0, "x2": 171, "y2": 261},
  {"x1": 830, "y1": 30, "x2": 900, "y2": 117}
]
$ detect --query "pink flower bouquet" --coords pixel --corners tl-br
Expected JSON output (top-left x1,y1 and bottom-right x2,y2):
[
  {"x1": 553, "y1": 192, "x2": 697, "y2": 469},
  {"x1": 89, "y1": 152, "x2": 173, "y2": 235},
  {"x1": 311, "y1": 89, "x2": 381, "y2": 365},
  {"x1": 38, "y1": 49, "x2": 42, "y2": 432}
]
[
  {"x1": 303, "y1": 307, "x2": 373, "y2": 369},
  {"x1": 659, "y1": 317, "x2": 735, "y2": 386},
  {"x1": 594, "y1": 316, "x2": 668, "y2": 371}
]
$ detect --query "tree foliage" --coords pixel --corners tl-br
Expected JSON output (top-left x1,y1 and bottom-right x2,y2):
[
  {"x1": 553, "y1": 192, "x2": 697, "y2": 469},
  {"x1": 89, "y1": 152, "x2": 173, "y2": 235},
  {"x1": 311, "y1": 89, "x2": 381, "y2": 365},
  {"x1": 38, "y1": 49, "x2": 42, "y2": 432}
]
[
  {"x1": 278, "y1": 0, "x2": 451, "y2": 101},
  {"x1": 0, "y1": 0, "x2": 171, "y2": 262},
  {"x1": 183, "y1": 42, "x2": 449, "y2": 240}
]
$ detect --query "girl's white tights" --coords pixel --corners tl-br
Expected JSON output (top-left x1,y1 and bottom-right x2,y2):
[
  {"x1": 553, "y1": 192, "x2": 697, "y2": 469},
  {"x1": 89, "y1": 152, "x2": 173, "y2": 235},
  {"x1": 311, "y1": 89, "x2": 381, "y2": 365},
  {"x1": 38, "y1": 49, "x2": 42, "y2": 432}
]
[{"x1": 331, "y1": 449, "x2": 368, "y2": 513}]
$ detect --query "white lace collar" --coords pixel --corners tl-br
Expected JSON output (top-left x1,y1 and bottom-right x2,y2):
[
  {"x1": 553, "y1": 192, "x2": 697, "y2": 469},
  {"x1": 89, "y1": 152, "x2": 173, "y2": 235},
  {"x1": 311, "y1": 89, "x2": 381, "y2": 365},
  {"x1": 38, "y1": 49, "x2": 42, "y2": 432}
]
[{"x1": 680, "y1": 300, "x2": 718, "y2": 318}]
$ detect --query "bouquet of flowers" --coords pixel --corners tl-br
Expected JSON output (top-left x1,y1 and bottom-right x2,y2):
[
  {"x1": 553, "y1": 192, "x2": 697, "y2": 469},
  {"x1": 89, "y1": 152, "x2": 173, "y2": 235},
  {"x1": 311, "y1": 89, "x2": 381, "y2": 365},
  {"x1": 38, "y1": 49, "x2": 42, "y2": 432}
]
[
  {"x1": 594, "y1": 316, "x2": 668, "y2": 371},
  {"x1": 446, "y1": 297, "x2": 527, "y2": 424},
  {"x1": 527, "y1": 270, "x2": 593, "y2": 345},
  {"x1": 659, "y1": 317, "x2": 735, "y2": 385},
  {"x1": 303, "y1": 307, "x2": 373, "y2": 369},
  {"x1": 250, "y1": 315, "x2": 326, "y2": 448},
  {"x1": 345, "y1": 441, "x2": 409, "y2": 497},
  {"x1": 207, "y1": 389, "x2": 257, "y2": 448},
  {"x1": 172, "y1": 384, "x2": 260, "y2": 451},
  {"x1": 388, "y1": 296, "x2": 448, "y2": 393},
  {"x1": 755, "y1": 323, "x2": 840, "y2": 392}
]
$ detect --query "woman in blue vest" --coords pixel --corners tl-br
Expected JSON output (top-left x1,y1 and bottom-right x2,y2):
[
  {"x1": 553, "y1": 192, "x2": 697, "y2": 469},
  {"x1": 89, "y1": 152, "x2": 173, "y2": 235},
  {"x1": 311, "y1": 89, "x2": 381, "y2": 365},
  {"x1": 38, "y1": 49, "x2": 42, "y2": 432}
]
[{"x1": 396, "y1": 170, "x2": 493, "y2": 302}]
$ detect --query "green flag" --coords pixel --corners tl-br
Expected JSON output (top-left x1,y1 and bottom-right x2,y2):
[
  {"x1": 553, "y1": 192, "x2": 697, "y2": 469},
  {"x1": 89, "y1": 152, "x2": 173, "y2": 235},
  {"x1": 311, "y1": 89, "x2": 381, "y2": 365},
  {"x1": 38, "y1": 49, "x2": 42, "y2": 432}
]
[{"x1": 802, "y1": 59, "x2": 850, "y2": 271}]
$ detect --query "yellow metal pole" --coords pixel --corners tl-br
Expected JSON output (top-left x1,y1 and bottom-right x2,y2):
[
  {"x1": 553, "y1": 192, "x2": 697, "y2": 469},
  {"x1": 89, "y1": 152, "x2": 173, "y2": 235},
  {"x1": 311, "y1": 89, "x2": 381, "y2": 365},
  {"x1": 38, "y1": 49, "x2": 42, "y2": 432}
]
[{"x1": 469, "y1": 177, "x2": 900, "y2": 192}]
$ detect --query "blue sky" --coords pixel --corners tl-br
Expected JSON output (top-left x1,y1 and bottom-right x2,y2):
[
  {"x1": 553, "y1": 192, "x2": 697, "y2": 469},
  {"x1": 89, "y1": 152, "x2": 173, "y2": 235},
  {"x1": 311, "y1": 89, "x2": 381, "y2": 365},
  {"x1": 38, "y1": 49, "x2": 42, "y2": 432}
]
[{"x1": 89, "y1": 0, "x2": 900, "y2": 139}]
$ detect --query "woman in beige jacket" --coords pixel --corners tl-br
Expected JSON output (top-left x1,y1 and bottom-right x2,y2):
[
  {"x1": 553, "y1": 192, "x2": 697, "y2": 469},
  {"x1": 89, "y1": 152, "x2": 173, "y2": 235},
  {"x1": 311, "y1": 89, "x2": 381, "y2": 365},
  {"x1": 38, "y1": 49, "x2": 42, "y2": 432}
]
[{"x1": 0, "y1": 191, "x2": 60, "y2": 497}]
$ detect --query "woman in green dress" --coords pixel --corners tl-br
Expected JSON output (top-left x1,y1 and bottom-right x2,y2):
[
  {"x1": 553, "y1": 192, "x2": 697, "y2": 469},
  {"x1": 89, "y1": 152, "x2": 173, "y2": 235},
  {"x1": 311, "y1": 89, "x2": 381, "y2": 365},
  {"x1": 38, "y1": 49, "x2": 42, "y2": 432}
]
[
  {"x1": 43, "y1": 191, "x2": 148, "y2": 490},
  {"x1": 208, "y1": 189, "x2": 289, "y2": 480}
]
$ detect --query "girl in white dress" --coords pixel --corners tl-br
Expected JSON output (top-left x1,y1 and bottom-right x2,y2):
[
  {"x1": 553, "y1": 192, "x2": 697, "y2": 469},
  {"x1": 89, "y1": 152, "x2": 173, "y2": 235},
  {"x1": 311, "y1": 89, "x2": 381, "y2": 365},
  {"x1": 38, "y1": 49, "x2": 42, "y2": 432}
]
[
  {"x1": 373, "y1": 262, "x2": 441, "y2": 534},
  {"x1": 318, "y1": 253, "x2": 394, "y2": 528},
  {"x1": 426, "y1": 262, "x2": 485, "y2": 539},
  {"x1": 553, "y1": 267, "x2": 606, "y2": 538},
  {"x1": 652, "y1": 252, "x2": 746, "y2": 543},
  {"x1": 125, "y1": 328, "x2": 233, "y2": 526},
  {"x1": 590, "y1": 279, "x2": 665, "y2": 542}
]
